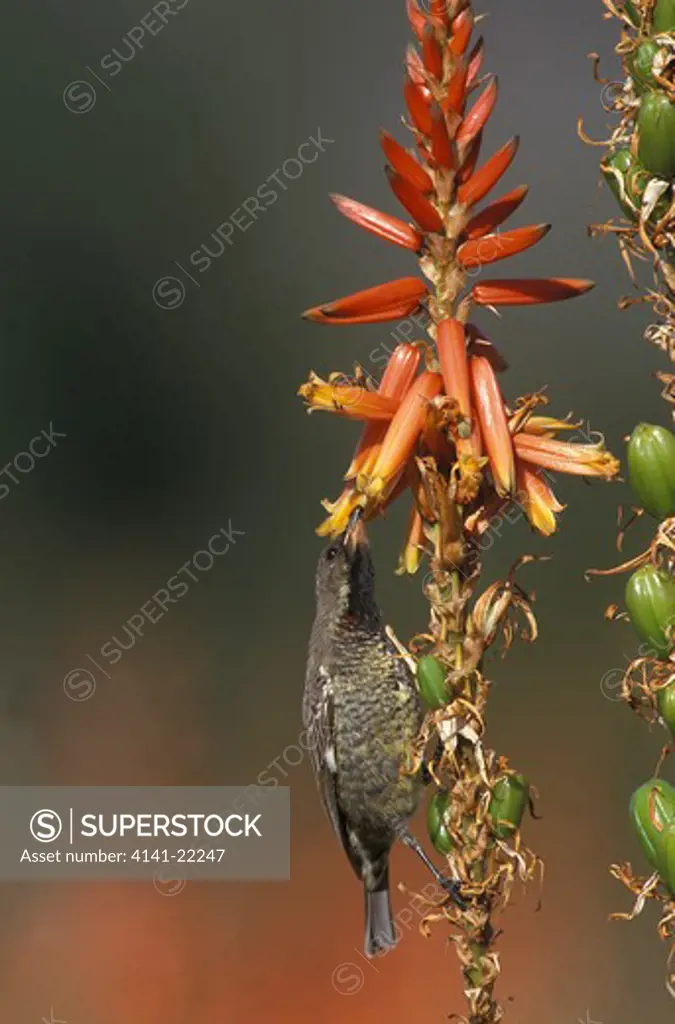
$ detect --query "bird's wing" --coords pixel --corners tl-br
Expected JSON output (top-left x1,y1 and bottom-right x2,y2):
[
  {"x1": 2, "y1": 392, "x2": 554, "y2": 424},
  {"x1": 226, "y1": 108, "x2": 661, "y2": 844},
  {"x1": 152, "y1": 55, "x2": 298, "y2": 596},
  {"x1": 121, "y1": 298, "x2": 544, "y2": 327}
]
[{"x1": 303, "y1": 668, "x2": 354, "y2": 870}]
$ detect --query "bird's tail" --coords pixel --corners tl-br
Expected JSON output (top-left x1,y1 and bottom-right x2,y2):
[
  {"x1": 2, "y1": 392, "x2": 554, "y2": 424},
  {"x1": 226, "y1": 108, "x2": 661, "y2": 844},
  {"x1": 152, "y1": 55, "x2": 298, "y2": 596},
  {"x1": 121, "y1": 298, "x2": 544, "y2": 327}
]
[{"x1": 364, "y1": 864, "x2": 396, "y2": 958}]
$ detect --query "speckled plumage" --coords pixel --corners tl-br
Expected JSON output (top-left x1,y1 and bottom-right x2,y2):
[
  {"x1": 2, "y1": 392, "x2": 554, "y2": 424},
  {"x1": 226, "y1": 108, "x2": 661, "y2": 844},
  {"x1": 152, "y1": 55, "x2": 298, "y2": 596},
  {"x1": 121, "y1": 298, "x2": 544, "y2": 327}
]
[{"x1": 303, "y1": 528, "x2": 424, "y2": 955}]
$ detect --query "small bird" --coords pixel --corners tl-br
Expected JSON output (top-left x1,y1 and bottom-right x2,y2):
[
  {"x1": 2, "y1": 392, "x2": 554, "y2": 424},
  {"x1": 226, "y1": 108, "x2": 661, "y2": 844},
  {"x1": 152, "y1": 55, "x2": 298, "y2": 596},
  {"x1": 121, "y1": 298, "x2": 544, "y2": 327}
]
[{"x1": 303, "y1": 511, "x2": 463, "y2": 956}]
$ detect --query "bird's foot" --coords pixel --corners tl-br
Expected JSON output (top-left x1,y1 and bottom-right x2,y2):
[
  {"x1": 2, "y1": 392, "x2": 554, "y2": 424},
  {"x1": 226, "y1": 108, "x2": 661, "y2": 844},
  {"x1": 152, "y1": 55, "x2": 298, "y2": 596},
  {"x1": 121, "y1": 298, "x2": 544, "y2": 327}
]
[
  {"x1": 437, "y1": 875, "x2": 469, "y2": 911},
  {"x1": 396, "y1": 826, "x2": 468, "y2": 911}
]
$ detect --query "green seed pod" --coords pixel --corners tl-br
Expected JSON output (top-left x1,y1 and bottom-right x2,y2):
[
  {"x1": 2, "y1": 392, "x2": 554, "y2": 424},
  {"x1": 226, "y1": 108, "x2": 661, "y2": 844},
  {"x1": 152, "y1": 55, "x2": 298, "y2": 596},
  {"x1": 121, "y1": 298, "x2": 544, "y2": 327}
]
[
  {"x1": 626, "y1": 564, "x2": 675, "y2": 654},
  {"x1": 416, "y1": 654, "x2": 449, "y2": 710},
  {"x1": 625, "y1": 564, "x2": 675, "y2": 656},
  {"x1": 602, "y1": 148, "x2": 638, "y2": 218},
  {"x1": 659, "y1": 822, "x2": 675, "y2": 893},
  {"x1": 427, "y1": 790, "x2": 453, "y2": 855},
  {"x1": 630, "y1": 778, "x2": 675, "y2": 875},
  {"x1": 627, "y1": 422, "x2": 675, "y2": 519},
  {"x1": 637, "y1": 92, "x2": 675, "y2": 179},
  {"x1": 488, "y1": 774, "x2": 530, "y2": 840},
  {"x1": 602, "y1": 150, "x2": 670, "y2": 222},
  {"x1": 628, "y1": 39, "x2": 663, "y2": 93},
  {"x1": 654, "y1": 0, "x2": 675, "y2": 31},
  {"x1": 657, "y1": 681, "x2": 675, "y2": 738}
]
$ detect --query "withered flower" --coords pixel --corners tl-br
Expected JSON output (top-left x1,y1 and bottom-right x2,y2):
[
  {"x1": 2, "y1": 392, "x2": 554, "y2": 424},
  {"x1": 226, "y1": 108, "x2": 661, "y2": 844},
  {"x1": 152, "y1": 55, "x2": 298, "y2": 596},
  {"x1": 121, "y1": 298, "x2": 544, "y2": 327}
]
[{"x1": 513, "y1": 432, "x2": 620, "y2": 478}]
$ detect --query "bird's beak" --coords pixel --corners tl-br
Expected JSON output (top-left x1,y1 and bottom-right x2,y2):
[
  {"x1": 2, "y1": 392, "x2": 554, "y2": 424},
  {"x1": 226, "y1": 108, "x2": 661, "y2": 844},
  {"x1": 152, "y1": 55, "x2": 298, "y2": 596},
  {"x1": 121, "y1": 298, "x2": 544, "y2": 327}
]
[{"x1": 343, "y1": 507, "x2": 368, "y2": 555}]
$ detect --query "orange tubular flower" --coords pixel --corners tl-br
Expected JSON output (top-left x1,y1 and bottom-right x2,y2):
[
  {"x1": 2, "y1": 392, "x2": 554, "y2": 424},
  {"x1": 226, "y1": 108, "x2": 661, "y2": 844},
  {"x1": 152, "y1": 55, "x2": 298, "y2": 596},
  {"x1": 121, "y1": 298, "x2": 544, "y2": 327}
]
[
  {"x1": 386, "y1": 168, "x2": 445, "y2": 233},
  {"x1": 405, "y1": 73, "x2": 434, "y2": 135},
  {"x1": 302, "y1": 277, "x2": 428, "y2": 324},
  {"x1": 437, "y1": 318, "x2": 481, "y2": 458},
  {"x1": 346, "y1": 342, "x2": 421, "y2": 480},
  {"x1": 458, "y1": 136, "x2": 520, "y2": 206},
  {"x1": 473, "y1": 278, "x2": 595, "y2": 307},
  {"x1": 299, "y1": 0, "x2": 609, "y2": 540},
  {"x1": 430, "y1": 102, "x2": 456, "y2": 170},
  {"x1": 437, "y1": 319, "x2": 471, "y2": 420},
  {"x1": 515, "y1": 462, "x2": 566, "y2": 537},
  {"x1": 463, "y1": 185, "x2": 529, "y2": 240},
  {"x1": 513, "y1": 432, "x2": 620, "y2": 478},
  {"x1": 466, "y1": 36, "x2": 484, "y2": 88},
  {"x1": 379, "y1": 130, "x2": 433, "y2": 193},
  {"x1": 330, "y1": 194, "x2": 423, "y2": 252},
  {"x1": 458, "y1": 131, "x2": 482, "y2": 184},
  {"x1": 406, "y1": 0, "x2": 426, "y2": 41},
  {"x1": 316, "y1": 486, "x2": 366, "y2": 538},
  {"x1": 449, "y1": 7, "x2": 474, "y2": 55},
  {"x1": 397, "y1": 504, "x2": 426, "y2": 575},
  {"x1": 375, "y1": 342, "x2": 422, "y2": 400},
  {"x1": 470, "y1": 355, "x2": 516, "y2": 496},
  {"x1": 363, "y1": 371, "x2": 443, "y2": 501},
  {"x1": 320, "y1": 457, "x2": 413, "y2": 539},
  {"x1": 443, "y1": 60, "x2": 468, "y2": 115},
  {"x1": 298, "y1": 373, "x2": 399, "y2": 421},
  {"x1": 422, "y1": 24, "x2": 444, "y2": 79},
  {"x1": 456, "y1": 76, "x2": 499, "y2": 148},
  {"x1": 457, "y1": 224, "x2": 550, "y2": 269}
]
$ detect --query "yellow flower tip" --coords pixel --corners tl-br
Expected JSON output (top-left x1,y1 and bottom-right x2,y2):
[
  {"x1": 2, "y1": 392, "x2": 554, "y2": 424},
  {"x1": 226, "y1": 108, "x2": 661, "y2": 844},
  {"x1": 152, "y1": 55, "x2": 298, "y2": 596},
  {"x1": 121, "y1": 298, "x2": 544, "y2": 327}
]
[
  {"x1": 575, "y1": 445, "x2": 621, "y2": 479},
  {"x1": 524, "y1": 415, "x2": 583, "y2": 437},
  {"x1": 298, "y1": 371, "x2": 398, "y2": 421},
  {"x1": 516, "y1": 462, "x2": 566, "y2": 536},
  {"x1": 396, "y1": 534, "x2": 423, "y2": 575},
  {"x1": 316, "y1": 488, "x2": 365, "y2": 537},
  {"x1": 396, "y1": 547, "x2": 422, "y2": 576},
  {"x1": 298, "y1": 372, "x2": 329, "y2": 411},
  {"x1": 529, "y1": 504, "x2": 557, "y2": 537},
  {"x1": 396, "y1": 507, "x2": 425, "y2": 576},
  {"x1": 494, "y1": 466, "x2": 518, "y2": 499},
  {"x1": 513, "y1": 433, "x2": 621, "y2": 479},
  {"x1": 315, "y1": 518, "x2": 338, "y2": 538}
]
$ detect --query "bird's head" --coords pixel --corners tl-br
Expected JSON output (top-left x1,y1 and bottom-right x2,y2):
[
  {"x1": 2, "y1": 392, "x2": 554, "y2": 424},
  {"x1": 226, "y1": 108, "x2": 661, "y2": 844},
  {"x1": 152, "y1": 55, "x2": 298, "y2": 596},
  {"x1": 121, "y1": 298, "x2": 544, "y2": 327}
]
[{"x1": 315, "y1": 510, "x2": 378, "y2": 620}]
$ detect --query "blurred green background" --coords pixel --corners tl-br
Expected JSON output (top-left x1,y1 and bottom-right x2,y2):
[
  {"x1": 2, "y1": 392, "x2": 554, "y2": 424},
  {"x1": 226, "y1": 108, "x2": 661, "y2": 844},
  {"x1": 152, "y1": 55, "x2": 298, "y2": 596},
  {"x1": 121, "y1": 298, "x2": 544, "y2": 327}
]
[{"x1": 0, "y1": 0, "x2": 671, "y2": 1020}]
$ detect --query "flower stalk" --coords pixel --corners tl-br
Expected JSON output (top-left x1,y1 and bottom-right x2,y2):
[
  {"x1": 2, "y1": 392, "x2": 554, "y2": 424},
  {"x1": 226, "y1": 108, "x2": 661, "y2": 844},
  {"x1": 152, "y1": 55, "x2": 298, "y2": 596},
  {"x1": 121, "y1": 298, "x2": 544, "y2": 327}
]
[
  {"x1": 584, "y1": 0, "x2": 675, "y2": 996},
  {"x1": 300, "y1": 2, "x2": 619, "y2": 1018}
]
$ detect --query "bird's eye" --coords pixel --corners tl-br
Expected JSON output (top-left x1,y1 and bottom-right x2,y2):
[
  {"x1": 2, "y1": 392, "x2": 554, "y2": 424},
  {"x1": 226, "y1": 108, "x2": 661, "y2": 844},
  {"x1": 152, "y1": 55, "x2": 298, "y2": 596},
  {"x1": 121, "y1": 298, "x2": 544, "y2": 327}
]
[{"x1": 326, "y1": 544, "x2": 339, "y2": 562}]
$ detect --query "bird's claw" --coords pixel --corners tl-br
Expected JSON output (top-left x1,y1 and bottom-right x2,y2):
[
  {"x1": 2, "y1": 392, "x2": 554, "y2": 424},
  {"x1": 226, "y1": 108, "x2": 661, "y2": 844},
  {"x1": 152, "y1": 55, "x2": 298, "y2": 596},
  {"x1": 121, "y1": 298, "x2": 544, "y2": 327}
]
[{"x1": 439, "y1": 876, "x2": 469, "y2": 911}]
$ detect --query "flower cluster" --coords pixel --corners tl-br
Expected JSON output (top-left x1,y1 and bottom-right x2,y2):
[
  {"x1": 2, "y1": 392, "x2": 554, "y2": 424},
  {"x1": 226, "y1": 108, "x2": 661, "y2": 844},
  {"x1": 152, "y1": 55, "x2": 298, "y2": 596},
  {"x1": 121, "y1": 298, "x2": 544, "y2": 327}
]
[{"x1": 299, "y1": 0, "x2": 619, "y2": 575}]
